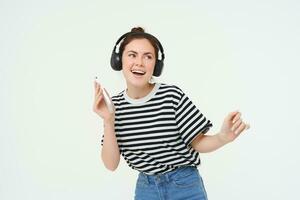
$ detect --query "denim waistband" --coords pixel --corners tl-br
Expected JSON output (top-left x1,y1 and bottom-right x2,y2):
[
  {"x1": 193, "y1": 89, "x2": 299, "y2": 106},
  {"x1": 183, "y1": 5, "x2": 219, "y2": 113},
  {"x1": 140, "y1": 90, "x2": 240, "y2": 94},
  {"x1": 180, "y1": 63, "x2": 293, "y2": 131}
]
[{"x1": 138, "y1": 166, "x2": 198, "y2": 184}]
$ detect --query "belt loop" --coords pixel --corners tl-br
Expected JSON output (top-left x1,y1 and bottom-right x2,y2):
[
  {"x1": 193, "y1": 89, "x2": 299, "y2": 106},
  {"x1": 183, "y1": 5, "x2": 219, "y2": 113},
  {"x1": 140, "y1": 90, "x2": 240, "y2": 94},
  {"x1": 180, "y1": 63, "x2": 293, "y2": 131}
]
[
  {"x1": 143, "y1": 172, "x2": 150, "y2": 184},
  {"x1": 165, "y1": 172, "x2": 170, "y2": 182}
]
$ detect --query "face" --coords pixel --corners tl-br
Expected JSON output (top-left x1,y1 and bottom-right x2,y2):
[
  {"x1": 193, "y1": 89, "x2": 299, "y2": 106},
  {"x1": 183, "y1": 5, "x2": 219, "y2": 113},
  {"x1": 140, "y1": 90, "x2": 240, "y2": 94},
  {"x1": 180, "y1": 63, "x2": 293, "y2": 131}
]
[{"x1": 121, "y1": 38, "x2": 156, "y2": 89}]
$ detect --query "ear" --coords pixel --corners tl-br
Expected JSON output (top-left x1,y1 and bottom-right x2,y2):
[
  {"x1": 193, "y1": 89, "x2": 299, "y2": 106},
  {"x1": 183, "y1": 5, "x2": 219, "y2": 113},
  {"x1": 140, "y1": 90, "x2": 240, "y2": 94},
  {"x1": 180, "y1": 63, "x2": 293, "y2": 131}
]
[
  {"x1": 153, "y1": 60, "x2": 164, "y2": 77},
  {"x1": 110, "y1": 51, "x2": 122, "y2": 71}
]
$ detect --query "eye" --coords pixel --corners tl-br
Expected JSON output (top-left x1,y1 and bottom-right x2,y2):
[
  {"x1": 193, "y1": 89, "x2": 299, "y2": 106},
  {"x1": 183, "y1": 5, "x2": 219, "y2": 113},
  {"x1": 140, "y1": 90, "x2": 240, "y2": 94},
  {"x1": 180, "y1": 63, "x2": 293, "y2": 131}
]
[
  {"x1": 145, "y1": 55, "x2": 153, "y2": 59},
  {"x1": 128, "y1": 53, "x2": 136, "y2": 58}
]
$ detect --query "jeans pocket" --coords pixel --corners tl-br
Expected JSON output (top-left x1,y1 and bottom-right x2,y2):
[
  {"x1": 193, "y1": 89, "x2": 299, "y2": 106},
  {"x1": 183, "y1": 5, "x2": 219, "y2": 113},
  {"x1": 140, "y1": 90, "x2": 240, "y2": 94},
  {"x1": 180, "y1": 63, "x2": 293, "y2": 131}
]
[{"x1": 172, "y1": 168, "x2": 201, "y2": 188}]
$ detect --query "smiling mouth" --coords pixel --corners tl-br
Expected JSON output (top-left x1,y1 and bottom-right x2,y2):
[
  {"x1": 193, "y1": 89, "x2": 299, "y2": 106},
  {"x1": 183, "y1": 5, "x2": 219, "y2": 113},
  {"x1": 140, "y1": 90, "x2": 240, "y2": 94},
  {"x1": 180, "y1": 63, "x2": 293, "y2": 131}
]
[{"x1": 131, "y1": 69, "x2": 146, "y2": 76}]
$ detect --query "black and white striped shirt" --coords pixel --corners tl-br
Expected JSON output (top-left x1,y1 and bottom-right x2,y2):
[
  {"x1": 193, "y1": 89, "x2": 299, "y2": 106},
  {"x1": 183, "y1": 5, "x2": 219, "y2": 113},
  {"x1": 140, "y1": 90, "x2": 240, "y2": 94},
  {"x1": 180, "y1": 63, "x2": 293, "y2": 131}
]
[{"x1": 101, "y1": 83, "x2": 213, "y2": 175}]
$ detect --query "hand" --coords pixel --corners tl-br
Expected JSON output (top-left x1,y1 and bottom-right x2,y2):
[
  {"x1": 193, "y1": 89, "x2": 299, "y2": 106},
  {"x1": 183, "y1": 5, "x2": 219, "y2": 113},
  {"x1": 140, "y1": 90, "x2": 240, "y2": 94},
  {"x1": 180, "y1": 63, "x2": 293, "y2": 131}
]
[
  {"x1": 92, "y1": 81, "x2": 114, "y2": 121},
  {"x1": 218, "y1": 111, "x2": 250, "y2": 143}
]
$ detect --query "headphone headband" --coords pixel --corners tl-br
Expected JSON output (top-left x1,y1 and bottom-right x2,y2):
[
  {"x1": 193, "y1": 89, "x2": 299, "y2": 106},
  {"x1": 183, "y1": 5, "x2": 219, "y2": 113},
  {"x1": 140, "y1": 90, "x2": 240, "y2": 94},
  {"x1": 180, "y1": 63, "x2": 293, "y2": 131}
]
[{"x1": 114, "y1": 32, "x2": 164, "y2": 59}]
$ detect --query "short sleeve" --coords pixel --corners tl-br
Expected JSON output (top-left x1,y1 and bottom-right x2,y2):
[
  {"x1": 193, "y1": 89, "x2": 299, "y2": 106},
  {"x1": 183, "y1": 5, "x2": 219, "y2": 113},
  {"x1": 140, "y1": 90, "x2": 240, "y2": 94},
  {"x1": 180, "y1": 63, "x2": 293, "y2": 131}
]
[{"x1": 175, "y1": 91, "x2": 213, "y2": 146}]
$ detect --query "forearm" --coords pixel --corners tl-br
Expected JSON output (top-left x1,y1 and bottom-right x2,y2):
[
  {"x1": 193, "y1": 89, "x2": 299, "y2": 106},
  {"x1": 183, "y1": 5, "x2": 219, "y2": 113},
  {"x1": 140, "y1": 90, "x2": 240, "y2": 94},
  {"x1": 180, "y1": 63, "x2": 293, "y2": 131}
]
[
  {"x1": 101, "y1": 120, "x2": 120, "y2": 171},
  {"x1": 191, "y1": 133, "x2": 229, "y2": 153}
]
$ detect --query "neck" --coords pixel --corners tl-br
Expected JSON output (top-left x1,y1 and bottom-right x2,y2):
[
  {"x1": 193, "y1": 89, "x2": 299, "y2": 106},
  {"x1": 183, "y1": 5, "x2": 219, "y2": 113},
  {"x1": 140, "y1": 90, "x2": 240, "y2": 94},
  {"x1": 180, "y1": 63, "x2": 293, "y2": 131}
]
[{"x1": 126, "y1": 83, "x2": 155, "y2": 99}]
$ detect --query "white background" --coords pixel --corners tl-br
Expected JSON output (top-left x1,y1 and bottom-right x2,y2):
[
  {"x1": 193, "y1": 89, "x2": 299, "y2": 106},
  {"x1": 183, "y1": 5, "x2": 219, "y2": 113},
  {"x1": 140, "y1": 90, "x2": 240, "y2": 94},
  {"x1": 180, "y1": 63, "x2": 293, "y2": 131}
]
[{"x1": 1, "y1": 0, "x2": 299, "y2": 199}]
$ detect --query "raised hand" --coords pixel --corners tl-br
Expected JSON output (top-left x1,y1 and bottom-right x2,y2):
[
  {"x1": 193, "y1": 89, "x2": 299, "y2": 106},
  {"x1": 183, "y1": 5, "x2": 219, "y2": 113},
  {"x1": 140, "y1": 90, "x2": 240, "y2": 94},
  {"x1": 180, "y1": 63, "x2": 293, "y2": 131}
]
[
  {"x1": 218, "y1": 111, "x2": 250, "y2": 143},
  {"x1": 93, "y1": 80, "x2": 114, "y2": 121}
]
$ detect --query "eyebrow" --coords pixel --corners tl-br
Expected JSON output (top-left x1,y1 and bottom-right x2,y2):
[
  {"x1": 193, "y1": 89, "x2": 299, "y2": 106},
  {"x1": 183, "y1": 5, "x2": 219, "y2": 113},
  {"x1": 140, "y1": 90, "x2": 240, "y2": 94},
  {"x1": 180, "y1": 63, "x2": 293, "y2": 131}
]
[{"x1": 126, "y1": 50, "x2": 154, "y2": 56}]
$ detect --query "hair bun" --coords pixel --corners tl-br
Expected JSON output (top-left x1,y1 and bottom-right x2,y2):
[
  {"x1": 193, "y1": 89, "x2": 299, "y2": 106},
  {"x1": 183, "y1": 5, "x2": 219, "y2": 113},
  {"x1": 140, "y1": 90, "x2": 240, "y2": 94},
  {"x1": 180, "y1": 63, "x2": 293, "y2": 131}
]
[{"x1": 131, "y1": 27, "x2": 145, "y2": 33}]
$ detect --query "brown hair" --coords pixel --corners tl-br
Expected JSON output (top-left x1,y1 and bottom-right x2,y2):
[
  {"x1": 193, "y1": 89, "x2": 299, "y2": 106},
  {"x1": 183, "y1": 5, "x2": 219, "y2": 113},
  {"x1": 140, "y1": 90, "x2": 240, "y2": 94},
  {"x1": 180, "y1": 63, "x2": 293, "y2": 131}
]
[{"x1": 119, "y1": 27, "x2": 159, "y2": 60}]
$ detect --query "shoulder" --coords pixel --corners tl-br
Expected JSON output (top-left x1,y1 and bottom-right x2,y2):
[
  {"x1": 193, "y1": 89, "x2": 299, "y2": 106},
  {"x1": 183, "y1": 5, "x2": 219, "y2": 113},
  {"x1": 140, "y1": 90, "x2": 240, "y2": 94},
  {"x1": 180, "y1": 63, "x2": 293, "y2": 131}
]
[
  {"x1": 111, "y1": 90, "x2": 125, "y2": 104},
  {"x1": 158, "y1": 83, "x2": 184, "y2": 97}
]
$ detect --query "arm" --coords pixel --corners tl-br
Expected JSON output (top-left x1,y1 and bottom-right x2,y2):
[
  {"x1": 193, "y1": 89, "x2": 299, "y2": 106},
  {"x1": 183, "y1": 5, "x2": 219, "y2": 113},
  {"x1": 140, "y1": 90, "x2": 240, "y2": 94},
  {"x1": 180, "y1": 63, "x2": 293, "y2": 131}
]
[
  {"x1": 190, "y1": 134, "x2": 228, "y2": 153},
  {"x1": 191, "y1": 111, "x2": 250, "y2": 153},
  {"x1": 93, "y1": 81, "x2": 120, "y2": 171},
  {"x1": 101, "y1": 119, "x2": 120, "y2": 171}
]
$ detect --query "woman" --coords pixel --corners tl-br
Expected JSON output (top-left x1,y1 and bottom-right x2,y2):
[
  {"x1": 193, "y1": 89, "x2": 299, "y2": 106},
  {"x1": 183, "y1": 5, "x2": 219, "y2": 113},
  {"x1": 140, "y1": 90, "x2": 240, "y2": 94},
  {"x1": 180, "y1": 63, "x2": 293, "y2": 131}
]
[{"x1": 93, "y1": 27, "x2": 250, "y2": 200}]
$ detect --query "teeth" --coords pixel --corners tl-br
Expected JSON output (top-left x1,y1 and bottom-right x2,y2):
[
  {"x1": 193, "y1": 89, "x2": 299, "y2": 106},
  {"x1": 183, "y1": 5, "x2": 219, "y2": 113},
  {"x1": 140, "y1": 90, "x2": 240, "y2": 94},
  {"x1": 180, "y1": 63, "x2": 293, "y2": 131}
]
[{"x1": 132, "y1": 70, "x2": 145, "y2": 75}]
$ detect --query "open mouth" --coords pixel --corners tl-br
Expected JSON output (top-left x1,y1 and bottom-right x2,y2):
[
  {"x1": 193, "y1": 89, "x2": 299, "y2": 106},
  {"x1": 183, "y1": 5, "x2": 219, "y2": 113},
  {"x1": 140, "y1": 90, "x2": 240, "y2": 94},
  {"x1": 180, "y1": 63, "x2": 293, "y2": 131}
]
[{"x1": 131, "y1": 69, "x2": 146, "y2": 76}]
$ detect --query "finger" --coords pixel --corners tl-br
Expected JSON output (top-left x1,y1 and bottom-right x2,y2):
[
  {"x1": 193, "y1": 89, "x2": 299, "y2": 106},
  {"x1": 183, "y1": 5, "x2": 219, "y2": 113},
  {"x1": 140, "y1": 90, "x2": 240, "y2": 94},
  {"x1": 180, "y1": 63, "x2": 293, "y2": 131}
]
[
  {"x1": 97, "y1": 93, "x2": 103, "y2": 103},
  {"x1": 232, "y1": 112, "x2": 241, "y2": 123},
  {"x1": 231, "y1": 118, "x2": 242, "y2": 132},
  {"x1": 94, "y1": 78, "x2": 101, "y2": 87},
  {"x1": 226, "y1": 110, "x2": 239, "y2": 121},
  {"x1": 234, "y1": 122, "x2": 247, "y2": 135},
  {"x1": 96, "y1": 87, "x2": 103, "y2": 99},
  {"x1": 95, "y1": 92, "x2": 103, "y2": 105},
  {"x1": 245, "y1": 123, "x2": 250, "y2": 130},
  {"x1": 94, "y1": 89, "x2": 103, "y2": 103},
  {"x1": 93, "y1": 95, "x2": 103, "y2": 113},
  {"x1": 94, "y1": 76, "x2": 101, "y2": 86},
  {"x1": 94, "y1": 82, "x2": 101, "y2": 97},
  {"x1": 94, "y1": 81, "x2": 99, "y2": 93}
]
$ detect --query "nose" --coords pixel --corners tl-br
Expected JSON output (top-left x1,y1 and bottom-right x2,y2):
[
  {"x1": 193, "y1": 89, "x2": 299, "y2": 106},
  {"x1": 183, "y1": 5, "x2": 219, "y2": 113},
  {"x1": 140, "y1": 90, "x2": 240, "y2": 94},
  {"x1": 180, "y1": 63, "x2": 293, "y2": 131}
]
[{"x1": 134, "y1": 56, "x2": 143, "y2": 66}]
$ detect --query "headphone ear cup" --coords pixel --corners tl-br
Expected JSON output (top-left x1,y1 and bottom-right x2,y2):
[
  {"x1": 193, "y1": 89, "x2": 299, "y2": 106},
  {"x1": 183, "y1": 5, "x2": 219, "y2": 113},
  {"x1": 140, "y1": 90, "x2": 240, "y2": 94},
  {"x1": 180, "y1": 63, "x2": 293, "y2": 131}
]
[
  {"x1": 110, "y1": 51, "x2": 122, "y2": 71},
  {"x1": 153, "y1": 60, "x2": 164, "y2": 77}
]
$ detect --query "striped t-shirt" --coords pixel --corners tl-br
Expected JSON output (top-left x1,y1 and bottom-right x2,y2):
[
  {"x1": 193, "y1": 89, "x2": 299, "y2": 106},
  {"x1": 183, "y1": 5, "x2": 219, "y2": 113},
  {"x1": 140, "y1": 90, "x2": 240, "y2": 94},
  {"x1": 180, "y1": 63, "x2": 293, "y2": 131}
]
[{"x1": 101, "y1": 83, "x2": 213, "y2": 175}]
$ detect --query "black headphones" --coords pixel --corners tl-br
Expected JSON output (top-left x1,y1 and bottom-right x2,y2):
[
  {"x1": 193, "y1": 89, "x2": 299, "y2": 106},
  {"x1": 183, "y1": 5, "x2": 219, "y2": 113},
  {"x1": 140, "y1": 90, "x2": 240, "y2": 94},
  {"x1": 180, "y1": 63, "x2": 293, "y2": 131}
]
[{"x1": 110, "y1": 32, "x2": 165, "y2": 77}]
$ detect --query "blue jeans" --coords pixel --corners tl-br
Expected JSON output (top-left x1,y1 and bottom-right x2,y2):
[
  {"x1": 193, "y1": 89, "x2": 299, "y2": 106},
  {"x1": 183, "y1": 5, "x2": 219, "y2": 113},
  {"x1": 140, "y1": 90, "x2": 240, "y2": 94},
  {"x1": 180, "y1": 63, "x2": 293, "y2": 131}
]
[{"x1": 134, "y1": 166, "x2": 208, "y2": 200}]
